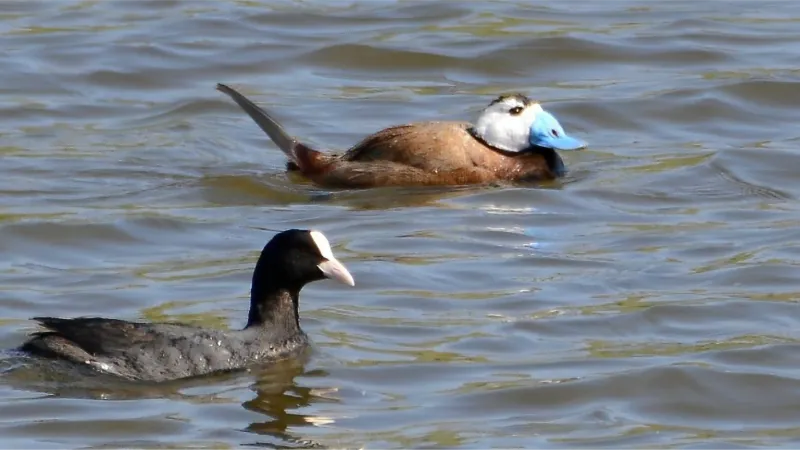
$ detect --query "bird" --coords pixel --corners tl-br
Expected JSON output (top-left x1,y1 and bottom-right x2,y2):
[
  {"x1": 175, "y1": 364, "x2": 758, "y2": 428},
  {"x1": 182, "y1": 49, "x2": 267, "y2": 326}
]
[
  {"x1": 18, "y1": 229, "x2": 355, "y2": 383},
  {"x1": 217, "y1": 83, "x2": 586, "y2": 189}
]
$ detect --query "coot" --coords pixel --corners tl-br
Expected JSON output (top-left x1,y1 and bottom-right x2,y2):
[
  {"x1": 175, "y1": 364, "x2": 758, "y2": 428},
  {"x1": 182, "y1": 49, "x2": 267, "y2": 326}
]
[{"x1": 19, "y1": 229, "x2": 355, "y2": 382}]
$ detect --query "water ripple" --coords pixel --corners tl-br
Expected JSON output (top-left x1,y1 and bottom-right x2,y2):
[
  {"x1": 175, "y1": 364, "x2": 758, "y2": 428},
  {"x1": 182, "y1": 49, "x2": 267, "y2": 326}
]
[{"x1": 2, "y1": 0, "x2": 800, "y2": 449}]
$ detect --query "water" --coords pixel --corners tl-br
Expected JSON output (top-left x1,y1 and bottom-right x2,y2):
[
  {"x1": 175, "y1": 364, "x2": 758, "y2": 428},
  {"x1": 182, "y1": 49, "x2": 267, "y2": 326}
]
[{"x1": 1, "y1": 0, "x2": 800, "y2": 448}]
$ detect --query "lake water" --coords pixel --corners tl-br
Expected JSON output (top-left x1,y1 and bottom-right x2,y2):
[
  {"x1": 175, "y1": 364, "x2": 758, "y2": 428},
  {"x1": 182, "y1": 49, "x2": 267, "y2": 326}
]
[{"x1": 1, "y1": 1, "x2": 800, "y2": 448}]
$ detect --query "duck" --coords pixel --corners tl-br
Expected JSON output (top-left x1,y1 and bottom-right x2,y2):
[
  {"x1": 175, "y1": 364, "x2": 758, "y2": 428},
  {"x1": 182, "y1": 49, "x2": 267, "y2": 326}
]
[
  {"x1": 18, "y1": 229, "x2": 355, "y2": 383},
  {"x1": 216, "y1": 83, "x2": 587, "y2": 189}
]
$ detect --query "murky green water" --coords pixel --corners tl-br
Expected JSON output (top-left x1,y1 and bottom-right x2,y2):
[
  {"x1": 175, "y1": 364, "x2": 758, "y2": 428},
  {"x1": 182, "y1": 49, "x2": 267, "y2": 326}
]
[{"x1": 2, "y1": 1, "x2": 800, "y2": 448}]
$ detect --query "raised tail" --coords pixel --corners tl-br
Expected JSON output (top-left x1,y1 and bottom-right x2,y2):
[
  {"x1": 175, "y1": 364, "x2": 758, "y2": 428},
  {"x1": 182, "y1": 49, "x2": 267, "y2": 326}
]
[
  {"x1": 217, "y1": 83, "x2": 340, "y2": 176},
  {"x1": 216, "y1": 83, "x2": 304, "y2": 167}
]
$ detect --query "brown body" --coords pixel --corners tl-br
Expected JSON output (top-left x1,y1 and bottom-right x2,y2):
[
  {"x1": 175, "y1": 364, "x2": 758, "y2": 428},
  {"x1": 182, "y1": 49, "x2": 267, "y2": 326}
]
[{"x1": 217, "y1": 84, "x2": 564, "y2": 189}]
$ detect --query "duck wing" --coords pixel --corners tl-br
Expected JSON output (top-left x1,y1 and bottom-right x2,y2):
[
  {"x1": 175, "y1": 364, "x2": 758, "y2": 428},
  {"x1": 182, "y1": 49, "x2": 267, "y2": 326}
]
[{"x1": 341, "y1": 121, "x2": 478, "y2": 171}]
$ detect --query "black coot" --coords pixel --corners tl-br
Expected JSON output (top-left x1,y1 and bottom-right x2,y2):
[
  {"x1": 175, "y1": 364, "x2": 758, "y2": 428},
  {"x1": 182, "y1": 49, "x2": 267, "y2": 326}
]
[{"x1": 18, "y1": 229, "x2": 355, "y2": 382}]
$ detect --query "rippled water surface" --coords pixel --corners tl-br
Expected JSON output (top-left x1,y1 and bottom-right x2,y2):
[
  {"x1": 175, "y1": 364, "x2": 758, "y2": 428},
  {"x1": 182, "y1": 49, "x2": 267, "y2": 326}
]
[{"x1": 2, "y1": 0, "x2": 800, "y2": 448}]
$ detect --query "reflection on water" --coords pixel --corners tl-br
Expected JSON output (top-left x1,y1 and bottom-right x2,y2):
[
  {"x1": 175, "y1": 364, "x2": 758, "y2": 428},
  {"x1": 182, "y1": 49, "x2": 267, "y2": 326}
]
[
  {"x1": 2, "y1": 0, "x2": 800, "y2": 448},
  {"x1": 3, "y1": 351, "x2": 342, "y2": 448}
]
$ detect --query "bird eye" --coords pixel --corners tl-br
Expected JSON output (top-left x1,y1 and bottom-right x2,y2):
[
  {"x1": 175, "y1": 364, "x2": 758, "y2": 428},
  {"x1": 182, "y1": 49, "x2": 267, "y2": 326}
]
[{"x1": 508, "y1": 106, "x2": 523, "y2": 115}]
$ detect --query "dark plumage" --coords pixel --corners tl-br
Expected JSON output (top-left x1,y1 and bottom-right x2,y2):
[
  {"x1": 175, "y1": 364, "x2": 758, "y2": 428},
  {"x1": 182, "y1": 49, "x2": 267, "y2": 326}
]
[
  {"x1": 19, "y1": 229, "x2": 355, "y2": 382},
  {"x1": 487, "y1": 93, "x2": 533, "y2": 108},
  {"x1": 216, "y1": 83, "x2": 584, "y2": 189}
]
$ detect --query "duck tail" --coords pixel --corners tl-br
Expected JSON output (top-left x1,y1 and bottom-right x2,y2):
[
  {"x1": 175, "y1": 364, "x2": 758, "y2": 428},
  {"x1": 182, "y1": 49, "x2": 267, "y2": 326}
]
[{"x1": 216, "y1": 83, "x2": 305, "y2": 167}]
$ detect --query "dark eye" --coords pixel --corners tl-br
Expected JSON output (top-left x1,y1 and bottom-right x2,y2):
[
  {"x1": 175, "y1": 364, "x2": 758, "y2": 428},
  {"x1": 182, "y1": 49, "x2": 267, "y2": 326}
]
[
  {"x1": 508, "y1": 106, "x2": 523, "y2": 115},
  {"x1": 552, "y1": 129, "x2": 559, "y2": 137}
]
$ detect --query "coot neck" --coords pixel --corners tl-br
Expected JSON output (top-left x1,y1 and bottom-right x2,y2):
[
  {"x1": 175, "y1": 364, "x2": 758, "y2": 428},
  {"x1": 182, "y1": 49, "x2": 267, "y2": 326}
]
[{"x1": 245, "y1": 273, "x2": 302, "y2": 332}]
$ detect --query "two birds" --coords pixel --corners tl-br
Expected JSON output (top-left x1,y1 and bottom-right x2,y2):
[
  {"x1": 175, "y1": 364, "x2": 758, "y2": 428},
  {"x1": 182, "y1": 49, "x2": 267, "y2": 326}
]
[{"x1": 16, "y1": 85, "x2": 588, "y2": 382}]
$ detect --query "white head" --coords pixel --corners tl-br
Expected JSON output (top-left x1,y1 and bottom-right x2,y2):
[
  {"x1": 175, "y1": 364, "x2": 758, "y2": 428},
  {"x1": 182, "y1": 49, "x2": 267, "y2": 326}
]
[
  {"x1": 471, "y1": 94, "x2": 586, "y2": 153},
  {"x1": 473, "y1": 94, "x2": 542, "y2": 152}
]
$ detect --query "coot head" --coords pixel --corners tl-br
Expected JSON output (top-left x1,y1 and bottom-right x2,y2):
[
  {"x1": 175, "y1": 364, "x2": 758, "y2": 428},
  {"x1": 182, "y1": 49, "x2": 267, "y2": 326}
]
[{"x1": 247, "y1": 229, "x2": 354, "y2": 328}]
